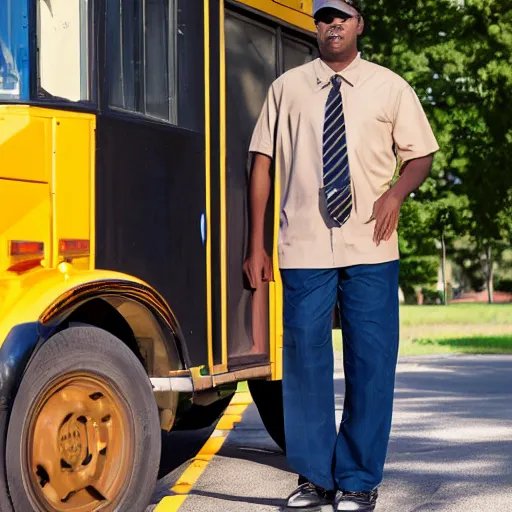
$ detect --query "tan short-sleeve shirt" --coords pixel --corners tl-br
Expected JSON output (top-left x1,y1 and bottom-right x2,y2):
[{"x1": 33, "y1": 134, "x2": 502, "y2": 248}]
[{"x1": 249, "y1": 54, "x2": 440, "y2": 269}]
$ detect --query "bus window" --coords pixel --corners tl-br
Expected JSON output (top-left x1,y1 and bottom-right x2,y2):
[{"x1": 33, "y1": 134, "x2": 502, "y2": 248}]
[
  {"x1": 145, "y1": 0, "x2": 176, "y2": 120},
  {"x1": 107, "y1": 0, "x2": 177, "y2": 123},
  {"x1": 37, "y1": 0, "x2": 90, "y2": 102},
  {"x1": 0, "y1": 38, "x2": 20, "y2": 101},
  {"x1": 0, "y1": 0, "x2": 29, "y2": 101},
  {"x1": 107, "y1": 0, "x2": 138, "y2": 112},
  {"x1": 283, "y1": 35, "x2": 318, "y2": 72}
]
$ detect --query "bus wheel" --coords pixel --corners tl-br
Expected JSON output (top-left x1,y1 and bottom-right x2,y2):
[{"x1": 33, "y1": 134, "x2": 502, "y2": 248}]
[
  {"x1": 248, "y1": 379, "x2": 286, "y2": 453},
  {"x1": 6, "y1": 326, "x2": 161, "y2": 512}
]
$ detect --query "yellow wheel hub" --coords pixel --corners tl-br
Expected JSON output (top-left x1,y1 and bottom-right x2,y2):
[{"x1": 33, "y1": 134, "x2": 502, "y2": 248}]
[{"x1": 26, "y1": 374, "x2": 134, "y2": 511}]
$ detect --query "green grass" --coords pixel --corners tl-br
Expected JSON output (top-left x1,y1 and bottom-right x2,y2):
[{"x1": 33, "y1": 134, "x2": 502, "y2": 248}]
[
  {"x1": 333, "y1": 304, "x2": 512, "y2": 356},
  {"x1": 400, "y1": 303, "x2": 512, "y2": 326},
  {"x1": 399, "y1": 335, "x2": 512, "y2": 356}
]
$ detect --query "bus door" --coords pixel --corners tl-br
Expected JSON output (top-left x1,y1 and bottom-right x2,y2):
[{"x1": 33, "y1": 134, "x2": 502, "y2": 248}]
[
  {"x1": 223, "y1": 6, "x2": 317, "y2": 371},
  {"x1": 224, "y1": 10, "x2": 276, "y2": 369}
]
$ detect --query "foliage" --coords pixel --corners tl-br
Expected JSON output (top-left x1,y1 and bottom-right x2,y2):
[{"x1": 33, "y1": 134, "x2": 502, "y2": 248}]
[
  {"x1": 359, "y1": 0, "x2": 512, "y2": 300},
  {"x1": 397, "y1": 199, "x2": 439, "y2": 300}
]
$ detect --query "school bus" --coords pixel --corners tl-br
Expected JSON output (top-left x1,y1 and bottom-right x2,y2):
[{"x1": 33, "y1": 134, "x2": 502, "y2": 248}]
[{"x1": 0, "y1": 0, "x2": 317, "y2": 510}]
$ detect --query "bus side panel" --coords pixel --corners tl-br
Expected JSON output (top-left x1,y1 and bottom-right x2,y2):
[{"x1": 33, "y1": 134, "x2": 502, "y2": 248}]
[
  {"x1": 95, "y1": 116, "x2": 208, "y2": 368},
  {"x1": 54, "y1": 114, "x2": 95, "y2": 271}
]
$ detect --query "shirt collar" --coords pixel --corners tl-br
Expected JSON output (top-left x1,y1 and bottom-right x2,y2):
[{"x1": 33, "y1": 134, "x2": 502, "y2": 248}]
[{"x1": 313, "y1": 53, "x2": 363, "y2": 91}]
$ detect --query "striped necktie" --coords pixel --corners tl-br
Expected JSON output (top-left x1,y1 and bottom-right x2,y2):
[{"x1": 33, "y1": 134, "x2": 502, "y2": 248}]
[{"x1": 322, "y1": 75, "x2": 352, "y2": 227}]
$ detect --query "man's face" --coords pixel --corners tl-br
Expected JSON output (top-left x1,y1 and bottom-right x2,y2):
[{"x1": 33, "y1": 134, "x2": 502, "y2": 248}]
[{"x1": 315, "y1": 8, "x2": 364, "y2": 59}]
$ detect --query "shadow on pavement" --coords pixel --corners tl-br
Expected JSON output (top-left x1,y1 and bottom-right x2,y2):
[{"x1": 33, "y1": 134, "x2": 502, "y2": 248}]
[
  {"x1": 151, "y1": 356, "x2": 512, "y2": 511},
  {"x1": 379, "y1": 356, "x2": 512, "y2": 510},
  {"x1": 189, "y1": 489, "x2": 284, "y2": 508}
]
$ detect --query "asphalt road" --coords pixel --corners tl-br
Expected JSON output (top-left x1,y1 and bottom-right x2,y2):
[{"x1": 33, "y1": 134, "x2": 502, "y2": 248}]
[{"x1": 150, "y1": 355, "x2": 512, "y2": 511}]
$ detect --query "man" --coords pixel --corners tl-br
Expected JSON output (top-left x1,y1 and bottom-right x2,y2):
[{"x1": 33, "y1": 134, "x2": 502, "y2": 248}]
[{"x1": 244, "y1": 1, "x2": 439, "y2": 510}]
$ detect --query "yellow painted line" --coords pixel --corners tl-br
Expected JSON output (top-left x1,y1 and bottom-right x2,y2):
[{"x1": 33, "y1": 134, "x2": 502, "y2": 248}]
[
  {"x1": 224, "y1": 404, "x2": 249, "y2": 415},
  {"x1": 154, "y1": 391, "x2": 253, "y2": 512},
  {"x1": 230, "y1": 393, "x2": 253, "y2": 406},
  {"x1": 216, "y1": 414, "x2": 243, "y2": 430},
  {"x1": 155, "y1": 496, "x2": 187, "y2": 510}
]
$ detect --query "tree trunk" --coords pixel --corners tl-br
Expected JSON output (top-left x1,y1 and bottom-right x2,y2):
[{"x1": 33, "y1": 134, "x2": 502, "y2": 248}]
[
  {"x1": 441, "y1": 233, "x2": 448, "y2": 305},
  {"x1": 485, "y1": 245, "x2": 494, "y2": 304}
]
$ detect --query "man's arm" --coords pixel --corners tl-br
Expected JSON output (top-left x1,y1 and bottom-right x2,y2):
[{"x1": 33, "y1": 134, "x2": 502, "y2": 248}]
[
  {"x1": 243, "y1": 153, "x2": 274, "y2": 288},
  {"x1": 370, "y1": 81, "x2": 439, "y2": 246},
  {"x1": 370, "y1": 154, "x2": 434, "y2": 246},
  {"x1": 244, "y1": 80, "x2": 280, "y2": 287}
]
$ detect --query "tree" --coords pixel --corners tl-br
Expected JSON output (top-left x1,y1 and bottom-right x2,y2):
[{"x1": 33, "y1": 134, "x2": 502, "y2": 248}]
[
  {"x1": 445, "y1": 0, "x2": 512, "y2": 302},
  {"x1": 360, "y1": 0, "x2": 512, "y2": 303},
  {"x1": 397, "y1": 197, "x2": 439, "y2": 303}
]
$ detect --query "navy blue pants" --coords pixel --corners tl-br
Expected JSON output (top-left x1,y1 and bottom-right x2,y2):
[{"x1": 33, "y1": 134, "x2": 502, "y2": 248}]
[{"x1": 281, "y1": 261, "x2": 400, "y2": 492}]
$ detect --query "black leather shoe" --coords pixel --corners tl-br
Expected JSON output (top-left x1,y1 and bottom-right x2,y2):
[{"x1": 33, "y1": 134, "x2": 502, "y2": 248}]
[
  {"x1": 333, "y1": 489, "x2": 378, "y2": 511},
  {"x1": 284, "y1": 482, "x2": 334, "y2": 511}
]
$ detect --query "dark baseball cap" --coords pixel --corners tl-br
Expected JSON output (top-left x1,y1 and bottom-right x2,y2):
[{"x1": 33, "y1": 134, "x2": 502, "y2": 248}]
[{"x1": 313, "y1": 0, "x2": 363, "y2": 18}]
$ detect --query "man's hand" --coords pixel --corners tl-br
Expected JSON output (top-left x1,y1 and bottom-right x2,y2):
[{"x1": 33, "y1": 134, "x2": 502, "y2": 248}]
[
  {"x1": 367, "y1": 188, "x2": 403, "y2": 246},
  {"x1": 366, "y1": 155, "x2": 434, "y2": 246},
  {"x1": 243, "y1": 248, "x2": 274, "y2": 289},
  {"x1": 245, "y1": 153, "x2": 273, "y2": 288}
]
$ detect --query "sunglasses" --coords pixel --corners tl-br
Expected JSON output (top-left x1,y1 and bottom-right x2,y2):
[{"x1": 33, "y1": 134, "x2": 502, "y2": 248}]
[{"x1": 314, "y1": 9, "x2": 357, "y2": 25}]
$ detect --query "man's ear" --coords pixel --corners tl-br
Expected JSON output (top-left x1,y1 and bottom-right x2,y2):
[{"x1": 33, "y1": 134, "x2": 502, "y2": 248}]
[{"x1": 356, "y1": 16, "x2": 365, "y2": 36}]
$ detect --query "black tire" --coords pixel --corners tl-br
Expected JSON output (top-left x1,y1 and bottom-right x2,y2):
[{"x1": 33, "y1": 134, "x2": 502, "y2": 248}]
[
  {"x1": 6, "y1": 326, "x2": 161, "y2": 512},
  {"x1": 248, "y1": 379, "x2": 286, "y2": 453}
]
